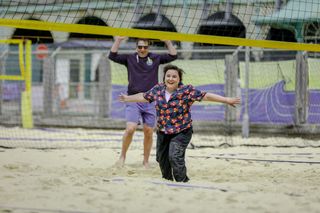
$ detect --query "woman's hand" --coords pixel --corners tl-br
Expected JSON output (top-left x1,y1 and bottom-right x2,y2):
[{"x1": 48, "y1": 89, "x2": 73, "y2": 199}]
[{"x1": 227, "y1": 97, "x2": 241, "y2": 107}]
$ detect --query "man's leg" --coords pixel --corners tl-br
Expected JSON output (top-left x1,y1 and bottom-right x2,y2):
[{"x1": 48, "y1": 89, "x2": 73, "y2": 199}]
[
  {"x1": 140, "y1": 102, "x2": 156, "y2": 168},
  {"x1": 116, "y1": 103, "x2": 140, "y2": 167},
  {"x1": 116, "y1": 122, "x2": 137, "y2": 167},
  {"x1": 142, "y1": 124, "x2": 153, "y2": 168}
]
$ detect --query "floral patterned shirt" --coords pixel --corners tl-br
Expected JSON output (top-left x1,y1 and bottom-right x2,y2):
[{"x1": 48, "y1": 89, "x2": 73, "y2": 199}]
[{"x1": 143, "y1": 83, "x2": 206, "y2": 134}]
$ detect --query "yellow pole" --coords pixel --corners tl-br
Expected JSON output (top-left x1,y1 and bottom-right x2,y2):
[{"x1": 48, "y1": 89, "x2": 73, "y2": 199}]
[
  {"x1": 21, "y1": 40, "x2": 33, "y2": 128},
  {"x1": 18, "y1": 40, "x2": 25, "y2": 78},
  {"x1": 25, "y1": 40, "x2": 32, "y2": 93}
]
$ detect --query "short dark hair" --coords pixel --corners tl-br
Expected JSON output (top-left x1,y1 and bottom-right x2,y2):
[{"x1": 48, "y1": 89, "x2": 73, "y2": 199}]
[
  {"x1": 163, "y1": 64, "x2": 184, "y2": 83},
  {"x1": 136, "y1": 38, "x2": 149, "y2": 46}
]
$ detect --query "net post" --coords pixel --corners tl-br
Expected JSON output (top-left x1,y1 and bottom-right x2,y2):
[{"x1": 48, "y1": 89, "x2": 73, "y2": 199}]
[
  {"x1": 43, "y1": 56, "x2": 55, "y2": 117},
  {"x1": 0, "y1": 44, "x2": 6, "y2": 116},
  {"x1": 98, "y1": 53, "x2": 111, "y2": 118},
  {"x1": 242, "y1": 46, "x2": 250, "y2": 138},
  {"x1": 18, "y1": 40, "x2": 25, "y2": 79},
  {"x1": 224, "y1": 53, "x2": 239, "y2": 134},
  {"x1": 294, "y1": 51, "x2": 309, "y2": 125},
  {"x1": 0, "y1": 55, "x2": 4, "y2": 115}
]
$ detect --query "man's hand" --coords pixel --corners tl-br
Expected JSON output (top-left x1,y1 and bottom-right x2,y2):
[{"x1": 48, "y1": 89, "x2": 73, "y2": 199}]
[
  {"x1": 162, "y1": 40, "x2": 177, "y2": 55},
  {"x1": 115, "y1": 36, "x2": 127, "y2": 42},
  {"x1": 118, "y1": 93, "x2": 128, "y2": 102},
  {"x1": 111, "y1": 36, "x2": 128, "y2": 53}
]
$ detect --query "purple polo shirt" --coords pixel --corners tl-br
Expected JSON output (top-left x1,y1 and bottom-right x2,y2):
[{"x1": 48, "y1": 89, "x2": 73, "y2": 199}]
[{"x1": 108, "y1": 51, "x2": 177, "y2": 95}]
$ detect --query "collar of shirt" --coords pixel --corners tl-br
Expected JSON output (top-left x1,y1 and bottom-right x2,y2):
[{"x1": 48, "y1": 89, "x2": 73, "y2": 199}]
[
  {"x1": 162, "y1": 82, "x2": 184, "y2": 100},
  {"x1": 135, "y1": 52, "x2": 151, "y2": 63}
]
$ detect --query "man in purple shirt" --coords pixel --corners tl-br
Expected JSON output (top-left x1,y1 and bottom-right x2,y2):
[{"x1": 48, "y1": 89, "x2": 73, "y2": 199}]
[{"x1": 108, "y1": 36, "x2": 177, "y2": 168}]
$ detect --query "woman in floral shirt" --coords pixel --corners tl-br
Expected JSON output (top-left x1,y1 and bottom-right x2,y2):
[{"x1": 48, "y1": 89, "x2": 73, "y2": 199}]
[{"x1": 119, "y1": 64, "x2": 240, "y2": 182}]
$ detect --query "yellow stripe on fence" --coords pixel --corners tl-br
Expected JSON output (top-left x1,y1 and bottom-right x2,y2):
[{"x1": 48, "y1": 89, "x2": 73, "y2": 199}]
[
  {"x1": 0, "y1": 75, "x2": 24, "y2": 81},
  {"x1": 0, "y1": 39, "x2": 33, "y2": 128},
  {"x1": 0, "y1": 39, "x2": 26, "y2": 78}
]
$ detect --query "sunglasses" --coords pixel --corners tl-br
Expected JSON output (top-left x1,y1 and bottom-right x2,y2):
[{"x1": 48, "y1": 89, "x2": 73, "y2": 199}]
[{"x1": 137, "y1": 45, "x2": 149, "y2": 50}]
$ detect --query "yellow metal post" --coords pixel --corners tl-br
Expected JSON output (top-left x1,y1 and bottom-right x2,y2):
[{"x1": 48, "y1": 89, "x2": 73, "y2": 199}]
[{"x1": 21, "y1": 40, "x2": 33, "y2": 128}]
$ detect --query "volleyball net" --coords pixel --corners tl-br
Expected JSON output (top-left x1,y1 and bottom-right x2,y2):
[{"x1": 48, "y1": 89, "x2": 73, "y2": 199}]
[
  {"x1": 0, "y1": 0, "x2": 319, "y2": 51},
  {"x1": 0, "y1": 0, "x2": 320, "y2": 148}
]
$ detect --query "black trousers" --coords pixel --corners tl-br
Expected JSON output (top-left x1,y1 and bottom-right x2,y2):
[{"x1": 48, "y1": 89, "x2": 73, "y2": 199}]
[{"x1": 156, "y1": 127, "x2": 192, "y2": 182}]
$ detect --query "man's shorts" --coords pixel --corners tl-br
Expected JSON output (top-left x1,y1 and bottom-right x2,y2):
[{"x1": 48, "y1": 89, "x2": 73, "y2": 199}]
[{"x1": 125, "y1": 102, "x2": 156, "y2": 127}]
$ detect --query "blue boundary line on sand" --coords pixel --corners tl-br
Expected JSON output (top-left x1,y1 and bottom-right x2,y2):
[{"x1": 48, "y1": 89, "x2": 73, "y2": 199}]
[
  {"x1": 0, "y1": 137, "x2": 149, "y2": 143},
  {"x1": 36, "y1": 128, "x2": 148, "y2": 138},
  {"x1": 188, "y1": 154, "x2": 320, "y2": 164},
  {"x1": 0, "y1": 137, "x2": 122, "y2": 143},
  {"x1": 37, "y1": 128, "x2": 128, "y2": 137},
  {"x1": 0, "y1": 205, "x2": 94, "y2": 213},
  {"x1": 215, "y1": 157, "x2": 320, "y2": 164},
  {"x1": 36, "y1": 128, "x2": 149, "y2": 137},
  {"x1": 210, "y1": 153, "x2": 318, "y2": 156},
  {"x1": 149, "y1": 181, "x2": 228, "y2": 192},
  {"x1": 110, "y1": 177, "x2": 230, "y2": 192}
]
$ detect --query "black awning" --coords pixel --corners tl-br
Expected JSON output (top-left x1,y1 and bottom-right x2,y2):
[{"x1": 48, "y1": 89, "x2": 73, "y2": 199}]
[
  {"x1": 133, "y1": 13, "x2": 176, "y2": 30},
  {"x1": 201, "y1": 11, "x2": 243, "y2": 27}
]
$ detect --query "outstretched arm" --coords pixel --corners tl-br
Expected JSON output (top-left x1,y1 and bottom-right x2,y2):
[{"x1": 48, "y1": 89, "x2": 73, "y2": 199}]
[
  {"x1": 118, "y1": 93, "x2": 149, "y2": 103},
  {"x1": 110, "y1": 36, "x2": 127, "y2": 53},
  {"x1": 163, "y1": 40, "x2": 177, "y2": 56},
  {"x1": 202, "y1": 93, "x2": 240, "y2": 107}
]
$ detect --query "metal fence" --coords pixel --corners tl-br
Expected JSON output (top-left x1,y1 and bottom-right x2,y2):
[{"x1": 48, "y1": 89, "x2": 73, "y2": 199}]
[{"x1": 1, "y1": 46, "x2": 320, "y2": 136}]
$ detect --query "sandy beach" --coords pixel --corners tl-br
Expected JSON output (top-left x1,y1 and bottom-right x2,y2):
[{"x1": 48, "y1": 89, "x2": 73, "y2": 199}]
[{"x1": 0, "y1": 127, "x2": 320, "y2": 213}]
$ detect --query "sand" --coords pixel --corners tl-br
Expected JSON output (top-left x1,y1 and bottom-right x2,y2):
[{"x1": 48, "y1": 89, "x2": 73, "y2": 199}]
[{"x1": 0, "y1": 127, "x2": 320, "y2": 213}]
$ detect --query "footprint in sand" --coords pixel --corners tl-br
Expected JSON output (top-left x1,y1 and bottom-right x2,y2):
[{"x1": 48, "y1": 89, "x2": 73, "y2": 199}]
[
  {"x1": 2, "y1": 175, "x2": 15, "y2": 179},
  {"x1": 3, "y1": 163, "x2": 33, "y2": 172},
  {"x1": 127, "y1": 170, "x2": 136, "y2": 175},
  {"x1": 3, "y1": 164, "x2": 20, "y2": 170}
]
